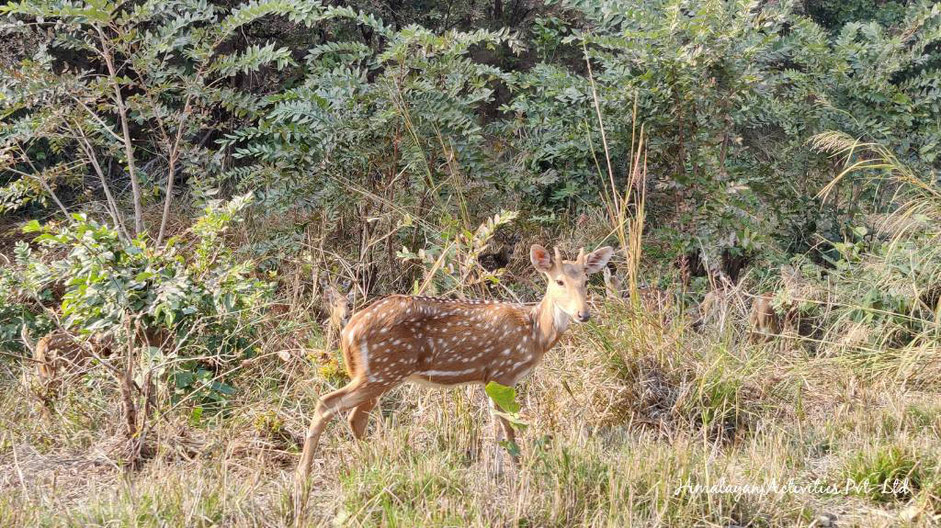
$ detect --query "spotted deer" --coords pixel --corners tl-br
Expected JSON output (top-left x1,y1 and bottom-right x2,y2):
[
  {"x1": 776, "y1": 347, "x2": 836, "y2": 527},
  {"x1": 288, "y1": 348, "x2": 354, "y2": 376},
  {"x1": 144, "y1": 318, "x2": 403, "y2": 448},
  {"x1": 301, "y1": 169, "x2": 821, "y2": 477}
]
[
  {"x1": 749, "y1": 291, "x2": 800, "y2": 343},
  {"x1": 294, "y1": 244, "x2": 614, "y2": 517}
]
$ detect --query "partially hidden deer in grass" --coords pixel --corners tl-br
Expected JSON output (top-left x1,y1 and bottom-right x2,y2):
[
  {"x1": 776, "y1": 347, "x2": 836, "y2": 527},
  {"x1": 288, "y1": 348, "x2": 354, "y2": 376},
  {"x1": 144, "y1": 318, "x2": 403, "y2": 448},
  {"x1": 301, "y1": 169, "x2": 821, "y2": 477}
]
[
  {"x1": 21, "y1": 326, "x2": 114, "y2": 411},
  {"x1": 293, "y1": 244, "x2": 614, "y2": 517},
  {"x1": 749, "y1": 292, "x2": 782, "y2": 342}
]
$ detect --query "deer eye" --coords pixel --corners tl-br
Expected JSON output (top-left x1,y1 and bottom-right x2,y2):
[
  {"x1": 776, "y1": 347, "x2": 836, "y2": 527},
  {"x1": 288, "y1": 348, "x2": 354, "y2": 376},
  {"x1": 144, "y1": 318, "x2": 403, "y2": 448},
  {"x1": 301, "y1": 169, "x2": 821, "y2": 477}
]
[{"x1": 555, "y1": 279, "x2": 565, "y2": 287}]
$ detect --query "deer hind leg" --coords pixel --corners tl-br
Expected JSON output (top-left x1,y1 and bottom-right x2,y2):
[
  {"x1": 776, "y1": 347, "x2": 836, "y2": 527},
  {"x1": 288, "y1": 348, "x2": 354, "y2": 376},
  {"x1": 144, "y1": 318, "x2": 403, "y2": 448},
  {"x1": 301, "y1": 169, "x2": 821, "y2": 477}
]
[
  {"x1": 348, "y1": 397, "x2": 378, "y2": 440},
  {"x1": 295, "y1": 385, "x2": 351, "y2": 487},
  {"x1": 293, "y1": 380, "x2": 387, "y2": 523}
]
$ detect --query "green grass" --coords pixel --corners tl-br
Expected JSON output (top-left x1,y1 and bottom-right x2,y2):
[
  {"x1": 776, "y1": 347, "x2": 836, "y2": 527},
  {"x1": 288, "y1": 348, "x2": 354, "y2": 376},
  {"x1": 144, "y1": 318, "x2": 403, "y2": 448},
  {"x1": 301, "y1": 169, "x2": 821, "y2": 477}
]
[{"x1": 843, "y1": 446, "x2": 926, "y2": 503}]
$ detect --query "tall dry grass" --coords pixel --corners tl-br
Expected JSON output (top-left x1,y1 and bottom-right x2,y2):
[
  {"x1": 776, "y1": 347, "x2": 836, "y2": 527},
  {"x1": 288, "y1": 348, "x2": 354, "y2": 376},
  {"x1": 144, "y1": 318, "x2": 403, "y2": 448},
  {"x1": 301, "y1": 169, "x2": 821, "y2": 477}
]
[{"x1": 2, "y1": 282, "x2": 939, "y2": 526}]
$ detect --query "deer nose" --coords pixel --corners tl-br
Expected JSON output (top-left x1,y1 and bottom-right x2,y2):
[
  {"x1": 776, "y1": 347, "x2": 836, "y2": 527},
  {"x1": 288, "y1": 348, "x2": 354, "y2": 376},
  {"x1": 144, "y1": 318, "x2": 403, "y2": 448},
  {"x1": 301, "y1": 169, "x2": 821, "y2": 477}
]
[{"x1": 577, "y1": 312, "x2": 591, "y2": 322}]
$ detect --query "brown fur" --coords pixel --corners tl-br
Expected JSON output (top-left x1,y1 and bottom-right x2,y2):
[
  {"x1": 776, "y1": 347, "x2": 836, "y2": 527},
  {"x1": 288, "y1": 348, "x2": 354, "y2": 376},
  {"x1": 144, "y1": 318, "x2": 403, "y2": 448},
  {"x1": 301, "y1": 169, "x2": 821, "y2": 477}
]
[
  {"x1": 693, "y1": 289, "x2": 721, "y2": 330},
  {"x1": 749, "y1": 293, "x2": 781, "y2": 342},
  {"x1": 323, "y1": 284, "x2": 352, "y2": 351},
  {"x1": 21, "y1": 326, "x2": 114, "y2": 404}
]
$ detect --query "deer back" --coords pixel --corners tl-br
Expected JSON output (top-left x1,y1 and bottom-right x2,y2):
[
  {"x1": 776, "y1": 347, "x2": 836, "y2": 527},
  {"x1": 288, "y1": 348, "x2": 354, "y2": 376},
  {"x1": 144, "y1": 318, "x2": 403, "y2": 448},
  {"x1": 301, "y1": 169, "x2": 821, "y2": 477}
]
[{"x1": 340, "y1": 295, "x2": 540, "y2": 387}]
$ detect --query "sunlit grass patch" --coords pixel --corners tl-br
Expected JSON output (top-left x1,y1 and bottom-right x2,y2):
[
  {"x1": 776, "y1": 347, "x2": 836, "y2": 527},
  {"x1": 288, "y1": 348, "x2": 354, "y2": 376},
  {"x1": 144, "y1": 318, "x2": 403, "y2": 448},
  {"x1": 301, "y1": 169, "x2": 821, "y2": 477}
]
[{"x1": 842, "y1": 445, "x2": 931, "y2": 503}]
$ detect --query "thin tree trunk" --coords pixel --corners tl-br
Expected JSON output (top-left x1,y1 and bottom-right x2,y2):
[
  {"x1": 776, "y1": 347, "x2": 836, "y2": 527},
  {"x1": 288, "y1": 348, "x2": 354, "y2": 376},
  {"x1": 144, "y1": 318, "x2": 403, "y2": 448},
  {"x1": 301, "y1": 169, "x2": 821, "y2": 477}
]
[
  {"x1": 156, "y1": 98, "x2": 191, "y2": 245},
  {"x1": 37, "y1": 178, "x2": 69, "y2": 218},
  {"x1": 121, "y1": 321, "x2": 138, "y2": 441},
  {"x1": 156, "y1": 151, "x2": 177, "y2": 245},
  {"x1": 97, "y1": 27, "x2": 144, "y2": 236},
  {"x1": 14, "y1": 149, "x2": 70, "y2": 219}
]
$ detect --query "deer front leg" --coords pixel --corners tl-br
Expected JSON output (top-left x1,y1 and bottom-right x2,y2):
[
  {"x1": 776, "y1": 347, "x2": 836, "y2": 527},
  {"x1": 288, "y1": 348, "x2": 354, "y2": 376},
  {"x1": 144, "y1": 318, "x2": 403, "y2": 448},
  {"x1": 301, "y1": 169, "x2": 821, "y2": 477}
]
[
  {"x1": 487, "y1": 396, "x2": 520, "y2": 475},
  {"x1": 488, "y1": 397, "x2": 505, "y2": 476},
  {"x1": 294, "y1": 387, "x2": 349, "y2": 524}
]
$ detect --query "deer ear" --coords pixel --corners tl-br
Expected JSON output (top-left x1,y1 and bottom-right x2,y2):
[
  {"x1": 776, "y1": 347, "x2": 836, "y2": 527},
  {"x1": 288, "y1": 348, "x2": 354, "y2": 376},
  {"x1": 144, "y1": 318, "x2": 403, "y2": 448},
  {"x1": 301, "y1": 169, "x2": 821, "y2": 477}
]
[
  {"x1": 530, "y1": 244, "x2": 554, "y2": 273},
  {"x1": 584, "y1": 246, "x2": 614, "y2": 274}
]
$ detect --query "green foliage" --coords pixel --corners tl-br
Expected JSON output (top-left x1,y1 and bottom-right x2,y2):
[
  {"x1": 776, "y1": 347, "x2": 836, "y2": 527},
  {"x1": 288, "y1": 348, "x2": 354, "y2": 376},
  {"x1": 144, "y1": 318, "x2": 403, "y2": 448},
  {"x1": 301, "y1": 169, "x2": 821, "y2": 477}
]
[
  {"x1": 3, "y1": 0, "x2": 938, "y2": 270},
  {"x1": 0, "y1": 238, "x2": 51, "y2": 350},
  {"x1": 806, "y1": 0, "x2": 910, "y2": 31},
  {"x1": 503, "y1": 0, "x2": 808, "y2": 251},
  {"x1": 501, "y1": 0, "x2": 941, "y2": 261},
  {"x1": 397, "y1": 210, "x2": 518, "y2": 296},
  {"x1": 485, "y1": 381, "x2": 528, "y2": 432},
  {"x1": 216, "y1": 19, "x2": 519, "y2": 222},
  {"x1": 17, "y1": 195, "x2": 266, "y2": 336},
  {"x1": 0, "y1": 0, "x2": 331, "y2": 237},
  {"x1": 4, "y1": 194, "x2": 269, "y2": 406},
  {"x1": 173, "y1": 367, "x2": 237, "y2": 410},
  {"x1": 485, "y1": 381, "x2": 521, "y2": 413}
]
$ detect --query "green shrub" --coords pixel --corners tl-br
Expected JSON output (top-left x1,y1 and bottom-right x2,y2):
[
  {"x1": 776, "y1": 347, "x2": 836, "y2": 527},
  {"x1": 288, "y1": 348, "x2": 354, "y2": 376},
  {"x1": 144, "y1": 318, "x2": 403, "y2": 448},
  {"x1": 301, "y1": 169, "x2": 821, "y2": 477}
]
[{"x1": 8, "y1": 194, "x2": 270, "y2": 407}]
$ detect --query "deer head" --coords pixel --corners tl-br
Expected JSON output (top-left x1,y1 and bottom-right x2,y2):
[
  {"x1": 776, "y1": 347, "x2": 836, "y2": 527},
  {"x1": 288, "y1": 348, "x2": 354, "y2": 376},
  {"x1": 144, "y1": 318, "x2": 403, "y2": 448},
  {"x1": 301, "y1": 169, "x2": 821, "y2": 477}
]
[
  {"x1": 530, "y1": 244, "x2": 614, "y2": 322},
  {"x1": 324, "y1": 283, "x2": 352, "y2": 328}
]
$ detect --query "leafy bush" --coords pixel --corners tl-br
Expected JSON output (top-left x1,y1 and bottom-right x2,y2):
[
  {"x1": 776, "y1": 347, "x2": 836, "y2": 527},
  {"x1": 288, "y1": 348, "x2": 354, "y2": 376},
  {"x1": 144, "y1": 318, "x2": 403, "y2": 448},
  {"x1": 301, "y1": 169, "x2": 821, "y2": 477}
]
[
  {"x1": 397, "y1": 210, "x2": 518, "y2": 296},
  {"x1": 0, "y1": 0, "x2": 371, "y2": 242},
  {"x1": 6, "y1": 194, "x2": 269, "y2": 406},
  {"x1": 0, "y1": 280, "x2": 52, "y2": 352},
  {"x1": 3, "y1": 0, "x2": 938, "y2": 274},
  {"x1": 217, "y1": 19, "x2": 519, "y2": 221},
  {"x1": 501, "y1": 0, "x2": 941, "y2": 261},
  {"x1": 19, "y1": 194, "x2": 266, "y2": 335}
]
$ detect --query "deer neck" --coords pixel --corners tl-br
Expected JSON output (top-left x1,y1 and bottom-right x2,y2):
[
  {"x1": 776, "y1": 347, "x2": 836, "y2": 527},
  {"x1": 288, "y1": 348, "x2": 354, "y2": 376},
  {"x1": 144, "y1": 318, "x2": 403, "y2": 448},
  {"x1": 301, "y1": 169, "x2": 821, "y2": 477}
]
[{"x1": 531, "y1": 292, "x2": 571, "y2": 353}]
